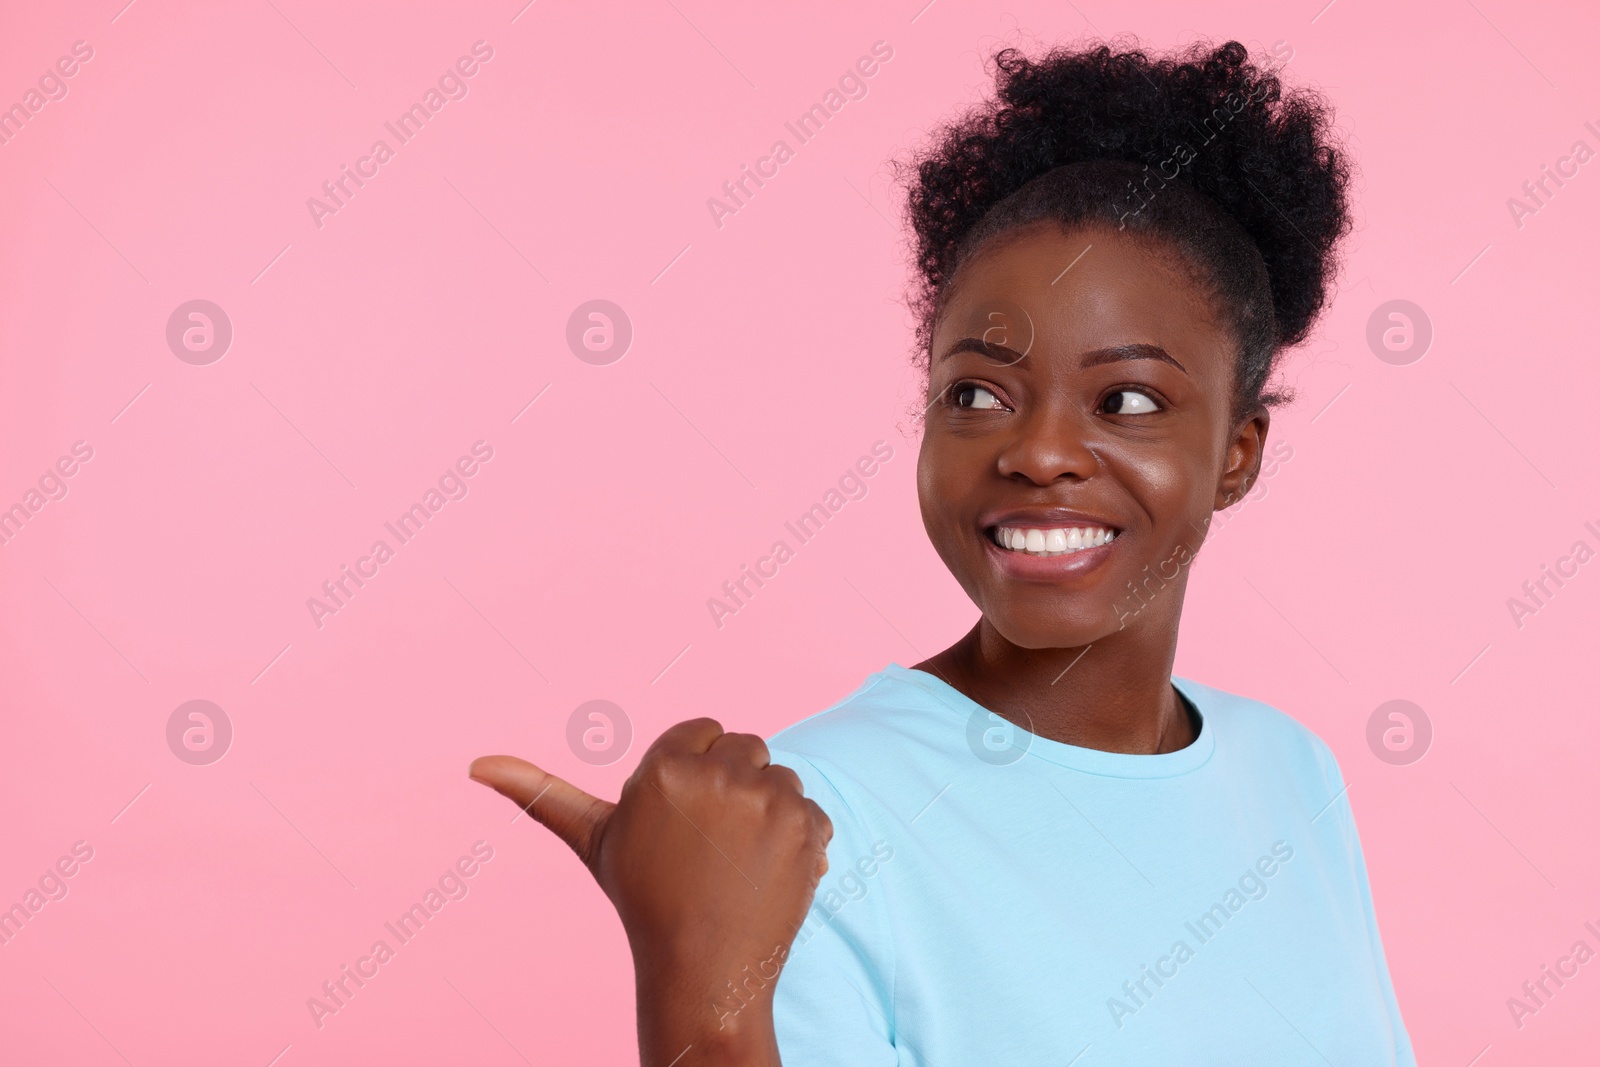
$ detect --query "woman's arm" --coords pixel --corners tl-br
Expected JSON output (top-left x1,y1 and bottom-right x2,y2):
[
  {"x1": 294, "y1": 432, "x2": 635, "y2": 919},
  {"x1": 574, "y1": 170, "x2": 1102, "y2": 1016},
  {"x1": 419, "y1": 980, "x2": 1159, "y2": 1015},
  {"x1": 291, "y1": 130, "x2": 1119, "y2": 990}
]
[{"x1": 470, "y1": 718, "x2": 830, "y2": 1066}]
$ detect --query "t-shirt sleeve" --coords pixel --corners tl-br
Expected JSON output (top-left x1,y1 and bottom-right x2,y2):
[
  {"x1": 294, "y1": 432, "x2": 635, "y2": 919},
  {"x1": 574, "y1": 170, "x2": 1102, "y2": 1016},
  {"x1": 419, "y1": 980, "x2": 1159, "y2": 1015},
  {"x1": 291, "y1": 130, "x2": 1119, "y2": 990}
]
[
  {"x1": 1312, "y1": 737, "x2": 1418, "y2": 1066},
  {"x1": 765, "y1": 747, "x2": 900, "y2": 1066}
]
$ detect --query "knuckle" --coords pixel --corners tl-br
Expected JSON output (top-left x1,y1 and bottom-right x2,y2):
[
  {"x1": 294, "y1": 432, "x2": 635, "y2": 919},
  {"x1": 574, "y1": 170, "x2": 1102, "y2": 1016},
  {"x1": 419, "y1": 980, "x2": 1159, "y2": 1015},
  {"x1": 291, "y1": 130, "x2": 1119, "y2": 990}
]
[
  {"x1": 650, "y1": 717, "x2": 723, "y2": 756},
  {"x1": 639, "y1": 750, "x2": 699, "y2": 796},
  {"x1": 719, "y1": 731, "x2": 768, "y2": 763},
  {"x1": 631, "y1": 754, "x2": 667, "y2": 792},
  {"x1": 769, "y1": 792, "x2": 811, "y2": 834},
  {"x1": 699, "y1": 757, "x2": 733, "y2": 792},
  {"x1": 766, "y1": 764, "x2": 803, "y2": 794},
  {"x1": 807, "y1": 802, "x2": 835, "y2": 844}
]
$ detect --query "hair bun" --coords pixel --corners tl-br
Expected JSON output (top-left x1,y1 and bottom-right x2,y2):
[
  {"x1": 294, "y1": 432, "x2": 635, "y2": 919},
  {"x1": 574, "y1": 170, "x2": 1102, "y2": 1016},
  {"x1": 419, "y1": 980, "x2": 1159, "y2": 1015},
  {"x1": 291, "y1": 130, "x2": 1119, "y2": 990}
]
[{"x1": 900, "y1": 38, "x2": 1351, "y2": 370}]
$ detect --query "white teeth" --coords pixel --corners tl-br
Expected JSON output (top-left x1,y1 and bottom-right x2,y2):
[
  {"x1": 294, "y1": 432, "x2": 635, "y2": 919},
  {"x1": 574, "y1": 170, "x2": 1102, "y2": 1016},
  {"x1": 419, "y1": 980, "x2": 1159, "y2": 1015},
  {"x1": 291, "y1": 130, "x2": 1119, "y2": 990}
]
[{"x1": 992, "y1": 525, "x2": 1117, "y2": 557}]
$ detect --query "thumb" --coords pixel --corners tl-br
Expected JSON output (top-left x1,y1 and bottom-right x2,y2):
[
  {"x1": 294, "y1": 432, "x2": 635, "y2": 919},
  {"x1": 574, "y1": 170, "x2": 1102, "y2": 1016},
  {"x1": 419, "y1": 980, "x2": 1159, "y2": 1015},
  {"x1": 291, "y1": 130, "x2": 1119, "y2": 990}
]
[{"x1": 469, "y1": 754, "x2": 614, "y2": 867}]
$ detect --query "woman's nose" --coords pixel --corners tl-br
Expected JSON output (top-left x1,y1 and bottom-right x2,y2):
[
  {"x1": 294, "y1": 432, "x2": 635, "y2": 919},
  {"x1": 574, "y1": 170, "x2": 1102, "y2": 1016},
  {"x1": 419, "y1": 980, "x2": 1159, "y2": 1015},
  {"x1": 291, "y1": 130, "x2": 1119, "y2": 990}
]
[{"x1": 995, "y1": 404, "x2": 1099, "y2": 485}]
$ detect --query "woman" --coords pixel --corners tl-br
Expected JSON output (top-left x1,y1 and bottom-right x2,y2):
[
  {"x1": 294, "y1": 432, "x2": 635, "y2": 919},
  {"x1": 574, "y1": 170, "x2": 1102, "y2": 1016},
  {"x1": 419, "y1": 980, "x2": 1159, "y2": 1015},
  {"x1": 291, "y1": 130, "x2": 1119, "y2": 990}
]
[{"x1": 471, "y1": 38, "x2": 1415, "y2": 1065}]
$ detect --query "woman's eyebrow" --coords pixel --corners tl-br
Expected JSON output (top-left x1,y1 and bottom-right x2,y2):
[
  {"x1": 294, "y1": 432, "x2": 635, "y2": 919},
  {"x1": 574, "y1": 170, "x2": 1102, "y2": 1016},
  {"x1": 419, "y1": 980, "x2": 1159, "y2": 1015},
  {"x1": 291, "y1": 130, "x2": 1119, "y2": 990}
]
[
  {"x1": 936, "y1": 337, "x2": 1028, "y2": 366},
  {"x1": 1080, "y1": 343, "x2": 1187, "y2": 374},
  {"x1": 938, "y1": 338, "x2": 1187, "y2": 375}
]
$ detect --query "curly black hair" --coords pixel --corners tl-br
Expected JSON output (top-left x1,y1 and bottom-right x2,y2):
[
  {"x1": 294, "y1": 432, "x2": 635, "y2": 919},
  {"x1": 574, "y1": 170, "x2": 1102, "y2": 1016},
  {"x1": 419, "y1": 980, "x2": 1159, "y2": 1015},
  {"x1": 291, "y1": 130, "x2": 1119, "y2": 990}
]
[{"x1": 897, "y1": 38, "x2": 1352, "y2": 419}]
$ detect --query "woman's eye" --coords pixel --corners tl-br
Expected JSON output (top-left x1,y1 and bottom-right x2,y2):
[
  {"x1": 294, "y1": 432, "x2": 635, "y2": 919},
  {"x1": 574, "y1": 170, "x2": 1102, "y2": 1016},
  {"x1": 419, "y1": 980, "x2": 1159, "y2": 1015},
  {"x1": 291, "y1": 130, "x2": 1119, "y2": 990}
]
[
  {"x1": 1102, "y1": 389, "x2": 1160, "y2": 415},
  {"x1": 952, "y1": 383, "x2": 1005, "y2": 410}
]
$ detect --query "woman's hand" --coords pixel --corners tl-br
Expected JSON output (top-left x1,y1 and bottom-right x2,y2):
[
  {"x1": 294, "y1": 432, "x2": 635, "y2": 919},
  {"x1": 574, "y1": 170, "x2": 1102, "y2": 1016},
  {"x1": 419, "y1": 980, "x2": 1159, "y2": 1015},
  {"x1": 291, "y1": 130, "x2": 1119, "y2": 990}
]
[{"x1": 469, "y1": 718, "x2": 832, "y2": 1066}]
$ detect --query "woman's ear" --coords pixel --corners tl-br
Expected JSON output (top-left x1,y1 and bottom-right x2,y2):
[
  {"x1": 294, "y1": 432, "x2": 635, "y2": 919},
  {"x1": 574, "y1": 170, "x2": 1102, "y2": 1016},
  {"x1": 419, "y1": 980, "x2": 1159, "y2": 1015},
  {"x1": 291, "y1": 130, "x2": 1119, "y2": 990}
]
[{"x1": 1215, "y1": 407, "x2": 1270, "y2": 510}]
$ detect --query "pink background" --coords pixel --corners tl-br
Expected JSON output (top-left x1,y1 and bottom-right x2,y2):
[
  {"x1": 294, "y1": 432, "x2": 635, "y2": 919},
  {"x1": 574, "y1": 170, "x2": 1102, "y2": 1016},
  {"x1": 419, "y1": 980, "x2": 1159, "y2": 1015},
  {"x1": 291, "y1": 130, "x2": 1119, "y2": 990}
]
[{"x1": 2, "y1": 0, "x2": 1597, "y2": 1063}]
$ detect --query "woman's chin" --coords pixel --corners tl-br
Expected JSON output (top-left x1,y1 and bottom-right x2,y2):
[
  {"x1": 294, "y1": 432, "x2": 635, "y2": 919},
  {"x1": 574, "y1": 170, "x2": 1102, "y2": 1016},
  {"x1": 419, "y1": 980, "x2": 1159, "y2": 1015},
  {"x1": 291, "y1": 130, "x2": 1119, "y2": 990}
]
[{"x1": 981, "y1": 611, "x2": 1117, "y2": 653}]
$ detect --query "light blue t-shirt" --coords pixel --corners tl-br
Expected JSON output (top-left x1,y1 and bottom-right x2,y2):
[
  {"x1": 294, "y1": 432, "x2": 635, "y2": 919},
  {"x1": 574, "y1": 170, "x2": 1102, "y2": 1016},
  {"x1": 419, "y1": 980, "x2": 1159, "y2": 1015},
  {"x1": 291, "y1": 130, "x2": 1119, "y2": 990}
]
[{"x1": 765, "y1": 664, "x2": 1414, "y2": 1066}]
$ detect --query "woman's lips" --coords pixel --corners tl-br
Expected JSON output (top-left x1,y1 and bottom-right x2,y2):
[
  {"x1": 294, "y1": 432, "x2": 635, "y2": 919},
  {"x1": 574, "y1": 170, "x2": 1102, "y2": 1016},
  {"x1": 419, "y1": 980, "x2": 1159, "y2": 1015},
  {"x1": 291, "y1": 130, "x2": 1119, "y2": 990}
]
[{"x1": 981, "y1": 523, "x2": 1120, "y2": 581}]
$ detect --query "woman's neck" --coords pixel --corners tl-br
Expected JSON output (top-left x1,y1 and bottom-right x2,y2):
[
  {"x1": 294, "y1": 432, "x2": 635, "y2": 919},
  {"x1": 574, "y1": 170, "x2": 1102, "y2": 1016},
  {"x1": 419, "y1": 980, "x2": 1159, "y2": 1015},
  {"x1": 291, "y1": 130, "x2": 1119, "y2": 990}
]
[{"x1": 913, "y1": 617, "x2": 1196, "y2": 755}]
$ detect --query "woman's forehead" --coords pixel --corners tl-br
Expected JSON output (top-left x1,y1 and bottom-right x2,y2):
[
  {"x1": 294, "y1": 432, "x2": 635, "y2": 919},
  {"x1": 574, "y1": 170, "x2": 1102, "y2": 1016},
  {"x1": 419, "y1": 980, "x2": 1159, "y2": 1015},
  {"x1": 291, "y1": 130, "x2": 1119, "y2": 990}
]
[{"x1": 933, "y1": 227, "x2": 1228, "y2": 361}]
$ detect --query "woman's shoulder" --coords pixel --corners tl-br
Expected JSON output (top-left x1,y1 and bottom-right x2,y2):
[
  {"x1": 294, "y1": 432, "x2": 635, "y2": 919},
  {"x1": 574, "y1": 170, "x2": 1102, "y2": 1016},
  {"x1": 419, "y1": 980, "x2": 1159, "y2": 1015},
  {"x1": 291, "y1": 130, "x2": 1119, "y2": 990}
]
[
  {"x1": 764, "y1": 664, "x2": 963, "y2": 814},
  {"x1": 767, "y1": 665, "x2": 950, "y2": 765},
  {"x1": 1177, "y1": 675, "x2": 1347, "y2": 783}
]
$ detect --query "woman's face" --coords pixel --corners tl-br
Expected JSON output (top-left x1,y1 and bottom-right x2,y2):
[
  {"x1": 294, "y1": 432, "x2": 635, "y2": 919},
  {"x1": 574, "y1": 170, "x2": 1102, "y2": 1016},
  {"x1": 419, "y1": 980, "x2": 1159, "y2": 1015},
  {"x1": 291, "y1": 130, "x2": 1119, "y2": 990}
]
[{"x1": 918, "y1": 222, "x2": 1268, "y2": 650}]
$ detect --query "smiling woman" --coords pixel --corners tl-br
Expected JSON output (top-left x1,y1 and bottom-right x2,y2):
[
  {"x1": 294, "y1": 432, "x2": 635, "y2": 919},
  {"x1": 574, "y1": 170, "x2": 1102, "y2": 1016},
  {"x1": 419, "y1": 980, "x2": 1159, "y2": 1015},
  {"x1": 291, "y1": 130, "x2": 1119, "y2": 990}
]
[{"x1": 469, "y1": 36, "x2": 1412, "y2": 1067}]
